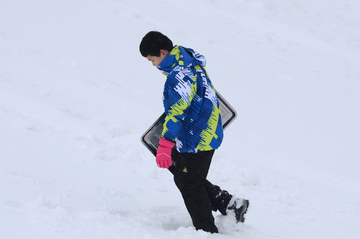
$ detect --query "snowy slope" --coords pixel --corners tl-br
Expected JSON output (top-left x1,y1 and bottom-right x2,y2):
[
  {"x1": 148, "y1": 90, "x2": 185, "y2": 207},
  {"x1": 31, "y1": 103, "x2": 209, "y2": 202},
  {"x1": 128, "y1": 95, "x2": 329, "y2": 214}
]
[{"x1": 1, "y1": 0, "x2": 360, "y2": 238}]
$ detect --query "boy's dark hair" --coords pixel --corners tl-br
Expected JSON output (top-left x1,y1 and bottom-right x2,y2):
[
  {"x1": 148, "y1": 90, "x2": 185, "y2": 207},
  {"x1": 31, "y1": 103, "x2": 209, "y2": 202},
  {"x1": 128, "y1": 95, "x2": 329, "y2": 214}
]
[{"x1": 139, "y1": 31, "x2": 173, "y2": 57}]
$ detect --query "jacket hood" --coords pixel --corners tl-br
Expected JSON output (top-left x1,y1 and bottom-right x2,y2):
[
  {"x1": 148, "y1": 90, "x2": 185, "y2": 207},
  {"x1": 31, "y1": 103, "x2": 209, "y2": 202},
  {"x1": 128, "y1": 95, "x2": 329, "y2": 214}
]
[{"x1": 157, "y1": 45, "x2": 206, "y2": 76}]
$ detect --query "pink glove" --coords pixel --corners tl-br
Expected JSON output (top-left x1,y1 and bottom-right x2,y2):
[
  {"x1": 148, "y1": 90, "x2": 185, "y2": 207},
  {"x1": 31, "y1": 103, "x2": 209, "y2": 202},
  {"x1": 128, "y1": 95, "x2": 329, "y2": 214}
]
[{"x1": 156, "y1": 138, "x2": 175, "y2": 168}]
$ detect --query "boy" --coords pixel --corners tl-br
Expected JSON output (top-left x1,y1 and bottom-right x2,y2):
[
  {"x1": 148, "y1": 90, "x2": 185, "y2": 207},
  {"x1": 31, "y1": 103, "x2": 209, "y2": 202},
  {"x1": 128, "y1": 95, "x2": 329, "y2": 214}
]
[{"x1": 139, "y1": 31, "x2": 249, "y2": 233}]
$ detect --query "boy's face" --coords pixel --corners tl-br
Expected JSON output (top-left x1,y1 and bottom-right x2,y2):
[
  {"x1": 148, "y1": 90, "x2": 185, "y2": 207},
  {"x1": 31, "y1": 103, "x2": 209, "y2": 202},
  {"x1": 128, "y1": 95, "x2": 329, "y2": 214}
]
[{"x1": 146, "y1": 49, "x2": 168, "y2": 67}]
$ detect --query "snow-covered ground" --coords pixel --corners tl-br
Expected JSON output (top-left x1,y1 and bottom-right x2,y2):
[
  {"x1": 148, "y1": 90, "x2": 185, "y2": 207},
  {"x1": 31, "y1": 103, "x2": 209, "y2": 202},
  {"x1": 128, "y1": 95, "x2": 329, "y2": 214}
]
[{"x1": 1, "y1": 0, "x2": 360, "y2": 238}]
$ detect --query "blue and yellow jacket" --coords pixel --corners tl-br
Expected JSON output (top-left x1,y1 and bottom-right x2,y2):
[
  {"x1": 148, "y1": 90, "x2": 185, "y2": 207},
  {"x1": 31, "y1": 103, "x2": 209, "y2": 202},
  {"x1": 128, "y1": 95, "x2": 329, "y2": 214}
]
[{"x1": 158, "y1": 45, "x2": 223, "y2": 153}]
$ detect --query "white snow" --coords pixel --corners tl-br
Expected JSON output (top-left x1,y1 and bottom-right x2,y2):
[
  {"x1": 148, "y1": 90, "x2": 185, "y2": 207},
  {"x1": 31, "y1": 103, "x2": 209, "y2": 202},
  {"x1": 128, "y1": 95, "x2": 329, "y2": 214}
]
[{"x1": 1, "y1": 0, "x2": 360, "y2": 238}]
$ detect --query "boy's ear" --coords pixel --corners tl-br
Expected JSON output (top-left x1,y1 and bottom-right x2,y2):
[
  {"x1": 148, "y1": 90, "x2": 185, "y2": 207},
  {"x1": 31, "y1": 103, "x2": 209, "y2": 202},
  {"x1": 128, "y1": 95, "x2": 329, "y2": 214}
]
[{"x1": 160, "y1": 49, "x2": 169, "y2": 57}]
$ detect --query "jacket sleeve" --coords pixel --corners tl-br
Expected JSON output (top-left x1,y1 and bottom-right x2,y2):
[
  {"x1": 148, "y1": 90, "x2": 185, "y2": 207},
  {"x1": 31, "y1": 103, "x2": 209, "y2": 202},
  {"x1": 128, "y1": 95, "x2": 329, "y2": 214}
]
[{"x1": 161, "y1": 72, "x2": 197, "y2": 142}]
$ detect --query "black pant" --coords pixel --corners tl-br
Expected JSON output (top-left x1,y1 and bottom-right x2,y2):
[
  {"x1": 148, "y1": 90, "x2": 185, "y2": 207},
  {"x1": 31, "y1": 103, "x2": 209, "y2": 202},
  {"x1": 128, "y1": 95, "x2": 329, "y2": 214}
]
[{"x1": 168, "y1": 148, "x2": 232, "y2": 233}]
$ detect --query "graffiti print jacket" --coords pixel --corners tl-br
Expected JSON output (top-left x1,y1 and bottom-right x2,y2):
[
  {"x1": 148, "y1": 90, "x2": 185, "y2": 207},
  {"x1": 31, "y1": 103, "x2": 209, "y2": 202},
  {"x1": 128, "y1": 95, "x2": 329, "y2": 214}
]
[{"x1": 157, "y1": 45, "x2": 223, "y2": 153}]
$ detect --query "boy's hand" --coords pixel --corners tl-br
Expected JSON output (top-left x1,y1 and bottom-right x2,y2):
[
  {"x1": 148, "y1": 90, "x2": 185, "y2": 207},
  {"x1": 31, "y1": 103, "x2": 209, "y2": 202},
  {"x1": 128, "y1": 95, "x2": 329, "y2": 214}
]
[{"x1": 156, "y1": 138, "x2": 175, "y2": 168}]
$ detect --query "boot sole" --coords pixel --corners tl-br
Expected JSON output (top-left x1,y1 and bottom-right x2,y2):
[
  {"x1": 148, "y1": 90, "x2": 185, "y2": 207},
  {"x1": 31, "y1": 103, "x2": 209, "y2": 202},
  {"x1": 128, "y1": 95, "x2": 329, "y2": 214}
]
[{"x1": 238, "y1": 199, "x2": 249, "y2": 223}]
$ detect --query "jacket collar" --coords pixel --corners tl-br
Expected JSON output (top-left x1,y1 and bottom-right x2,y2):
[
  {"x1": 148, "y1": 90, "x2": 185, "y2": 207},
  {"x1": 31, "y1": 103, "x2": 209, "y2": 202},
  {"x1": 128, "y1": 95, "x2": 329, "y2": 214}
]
[{"x1": 157, "y1": 45, "x2": 206, "y2": 76}]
